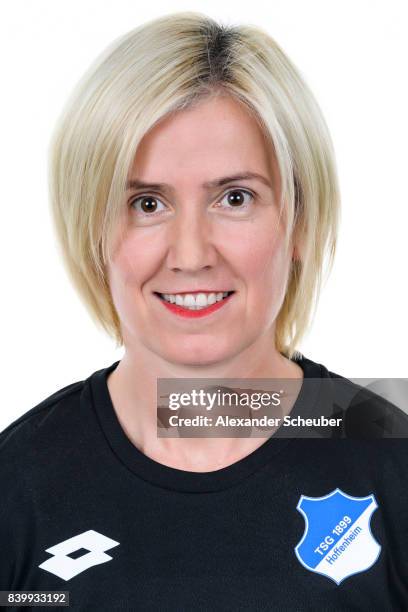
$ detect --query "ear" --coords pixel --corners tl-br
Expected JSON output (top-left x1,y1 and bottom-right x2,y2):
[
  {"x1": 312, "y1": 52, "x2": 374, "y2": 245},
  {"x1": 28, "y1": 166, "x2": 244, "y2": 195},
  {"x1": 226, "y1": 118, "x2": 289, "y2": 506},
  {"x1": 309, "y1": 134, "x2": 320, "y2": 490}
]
[
  {"x1": 291, "y1": 225, "x2": 303, "y2": 262},
  {"x1": 292, "y1": 240, "x2": 302, "y2": 262}
]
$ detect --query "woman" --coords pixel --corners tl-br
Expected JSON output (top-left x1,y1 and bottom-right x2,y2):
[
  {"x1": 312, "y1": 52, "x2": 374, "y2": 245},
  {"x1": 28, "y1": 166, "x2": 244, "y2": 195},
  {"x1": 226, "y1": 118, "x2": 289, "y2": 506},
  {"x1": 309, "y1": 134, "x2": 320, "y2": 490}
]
[{"x1": 1, "y1": 12, "x2": 407, "y2": 610}]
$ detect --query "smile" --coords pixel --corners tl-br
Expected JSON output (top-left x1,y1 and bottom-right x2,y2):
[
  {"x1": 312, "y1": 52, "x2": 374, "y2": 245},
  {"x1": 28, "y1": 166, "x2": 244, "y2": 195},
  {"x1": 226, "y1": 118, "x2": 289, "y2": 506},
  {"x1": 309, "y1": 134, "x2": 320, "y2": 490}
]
[{"x1": 153, "y1": 291, "x2": 235, "y2": 318}]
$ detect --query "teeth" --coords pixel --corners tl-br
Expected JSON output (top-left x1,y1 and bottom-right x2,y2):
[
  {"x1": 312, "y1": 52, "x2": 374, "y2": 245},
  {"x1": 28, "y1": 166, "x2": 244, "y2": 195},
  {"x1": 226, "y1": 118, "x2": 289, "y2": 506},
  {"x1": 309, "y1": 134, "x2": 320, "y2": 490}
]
[{"x1": 161, "y1": 292, "x2": 231, "y2": 310}]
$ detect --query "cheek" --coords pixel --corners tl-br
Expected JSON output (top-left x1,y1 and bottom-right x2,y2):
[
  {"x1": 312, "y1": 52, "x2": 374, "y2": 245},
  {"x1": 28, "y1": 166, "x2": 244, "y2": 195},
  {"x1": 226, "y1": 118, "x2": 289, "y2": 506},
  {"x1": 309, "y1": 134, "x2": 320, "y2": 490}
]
[
  {"x1": 106, "y1": 233, "x2": 162, "y2": 329},
  {"x1": 108, "y1": 213, "x2": 290, "y2": 307},
  {"x1": 108, "y1": 232, "x2": 160, "y2": 290},
  {"x1": 227, "y1": 219, "x2": 289, "y2": 291}
]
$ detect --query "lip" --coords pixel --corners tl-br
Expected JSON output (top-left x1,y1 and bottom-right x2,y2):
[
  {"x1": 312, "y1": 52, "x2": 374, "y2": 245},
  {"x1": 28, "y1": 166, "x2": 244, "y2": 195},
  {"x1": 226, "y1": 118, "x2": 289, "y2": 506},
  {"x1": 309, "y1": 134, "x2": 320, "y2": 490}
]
[
  {"x1": 155, "y1": 290, "x2": 234, "y2": 295},
  {"x1": 153, "y1": 292, "x2": 235, "y2": 318}
]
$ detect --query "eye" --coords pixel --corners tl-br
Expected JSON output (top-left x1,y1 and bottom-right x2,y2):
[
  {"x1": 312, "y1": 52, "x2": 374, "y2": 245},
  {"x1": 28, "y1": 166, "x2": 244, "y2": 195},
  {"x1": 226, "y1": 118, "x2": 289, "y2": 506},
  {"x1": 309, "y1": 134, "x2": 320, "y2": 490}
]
[
  {"x1": 129, "y1": 188, "x2": 255, "y2": 218},
  {"x1": 129, "y1": 195, "x2": 167, "y2": 216},
  {"x1": 216, "y1": 189, "x2": 254, "y2": 211}
]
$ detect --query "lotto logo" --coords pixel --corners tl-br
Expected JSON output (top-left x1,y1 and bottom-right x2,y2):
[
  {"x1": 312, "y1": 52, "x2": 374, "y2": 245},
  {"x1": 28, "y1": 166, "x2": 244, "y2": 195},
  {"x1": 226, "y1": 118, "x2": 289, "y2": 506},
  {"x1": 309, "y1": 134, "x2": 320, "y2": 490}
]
[{"x1": 38, "y1": 530, "x2": 120, "y2": 581}]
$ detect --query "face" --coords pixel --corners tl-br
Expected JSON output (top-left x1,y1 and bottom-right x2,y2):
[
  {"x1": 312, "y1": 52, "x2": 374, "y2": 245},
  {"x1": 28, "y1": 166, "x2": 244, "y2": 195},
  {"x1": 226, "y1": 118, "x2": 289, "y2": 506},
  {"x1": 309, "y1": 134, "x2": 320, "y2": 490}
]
[{"x1": 107, "y1": 94, "x2": 294, "y2": 366}]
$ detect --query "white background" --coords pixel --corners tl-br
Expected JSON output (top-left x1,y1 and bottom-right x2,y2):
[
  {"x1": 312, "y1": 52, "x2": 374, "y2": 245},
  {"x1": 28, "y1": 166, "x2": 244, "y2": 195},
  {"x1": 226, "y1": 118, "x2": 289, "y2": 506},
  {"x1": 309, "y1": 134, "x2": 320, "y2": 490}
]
[{"x1": 0, "y1": 0, "x2": 407, "y2": 431}]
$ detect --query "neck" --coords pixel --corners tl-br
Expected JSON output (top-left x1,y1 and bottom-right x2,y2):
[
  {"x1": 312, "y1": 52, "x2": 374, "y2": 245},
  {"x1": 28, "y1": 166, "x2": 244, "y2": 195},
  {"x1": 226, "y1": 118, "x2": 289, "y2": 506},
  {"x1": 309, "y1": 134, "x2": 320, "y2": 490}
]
[{"x1": 106, "y1": 337, "x2": 303, "y2": 472}]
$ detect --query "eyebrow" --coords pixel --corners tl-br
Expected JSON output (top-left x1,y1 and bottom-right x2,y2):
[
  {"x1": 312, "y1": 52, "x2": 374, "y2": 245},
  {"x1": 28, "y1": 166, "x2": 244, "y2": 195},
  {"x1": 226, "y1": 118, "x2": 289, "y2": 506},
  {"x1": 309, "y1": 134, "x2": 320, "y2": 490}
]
[{"x1": 125, "y1": 172, "x2": 272, "y2": 191}]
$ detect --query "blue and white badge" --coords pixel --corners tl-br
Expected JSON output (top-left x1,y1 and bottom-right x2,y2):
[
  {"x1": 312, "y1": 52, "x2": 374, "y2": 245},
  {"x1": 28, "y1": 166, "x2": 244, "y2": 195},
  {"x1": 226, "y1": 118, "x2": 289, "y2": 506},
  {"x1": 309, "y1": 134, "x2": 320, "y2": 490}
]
[{"x1": 295, "y1": 488, "x2": 381, "y2": 585}]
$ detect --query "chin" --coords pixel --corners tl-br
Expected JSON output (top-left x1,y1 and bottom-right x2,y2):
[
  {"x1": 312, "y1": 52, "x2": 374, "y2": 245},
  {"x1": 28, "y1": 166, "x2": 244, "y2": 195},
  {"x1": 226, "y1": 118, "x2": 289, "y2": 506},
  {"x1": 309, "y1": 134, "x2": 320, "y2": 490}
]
[{"x1": 163, "y1": 343, "x2": 233, "y2": 367}]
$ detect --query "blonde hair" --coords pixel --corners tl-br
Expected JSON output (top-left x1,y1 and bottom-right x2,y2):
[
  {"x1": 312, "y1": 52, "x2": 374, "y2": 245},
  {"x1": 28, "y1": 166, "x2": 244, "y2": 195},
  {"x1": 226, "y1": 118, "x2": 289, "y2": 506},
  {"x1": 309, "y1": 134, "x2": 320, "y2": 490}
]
[{"x1": 48, "y1": 11, "x2": 340, "y2": 360}]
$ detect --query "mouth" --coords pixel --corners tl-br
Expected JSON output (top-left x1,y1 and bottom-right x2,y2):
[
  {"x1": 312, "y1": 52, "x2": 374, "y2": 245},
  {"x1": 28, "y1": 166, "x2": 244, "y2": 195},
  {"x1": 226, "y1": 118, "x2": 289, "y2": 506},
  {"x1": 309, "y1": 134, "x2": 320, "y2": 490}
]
[{"x1": 153, "y1": 291, "x2": 236, "y2": 318}]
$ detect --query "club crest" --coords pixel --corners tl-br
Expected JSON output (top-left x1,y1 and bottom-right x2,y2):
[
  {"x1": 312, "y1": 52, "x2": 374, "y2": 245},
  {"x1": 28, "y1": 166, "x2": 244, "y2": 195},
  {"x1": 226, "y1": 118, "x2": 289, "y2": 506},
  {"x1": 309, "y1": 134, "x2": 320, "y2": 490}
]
[{"x1": 295, "y1": 488, "x2": 381, "y2": 584}]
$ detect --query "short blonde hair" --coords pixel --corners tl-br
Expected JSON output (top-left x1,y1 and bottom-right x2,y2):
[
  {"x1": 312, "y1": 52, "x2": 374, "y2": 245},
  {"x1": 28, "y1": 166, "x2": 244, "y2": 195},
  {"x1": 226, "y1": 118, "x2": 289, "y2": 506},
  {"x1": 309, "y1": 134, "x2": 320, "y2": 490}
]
[{"x1": 48, "y1": 11, "x2": 340, "y2": 360}]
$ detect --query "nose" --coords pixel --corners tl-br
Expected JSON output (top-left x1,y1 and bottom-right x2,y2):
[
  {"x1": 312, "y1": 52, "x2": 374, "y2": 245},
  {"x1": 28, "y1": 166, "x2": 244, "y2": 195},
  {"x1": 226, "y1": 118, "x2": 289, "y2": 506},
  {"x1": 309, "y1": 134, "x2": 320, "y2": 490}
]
[{"x1": 166, "y1": 206, "x2": 218, "y2": 272}]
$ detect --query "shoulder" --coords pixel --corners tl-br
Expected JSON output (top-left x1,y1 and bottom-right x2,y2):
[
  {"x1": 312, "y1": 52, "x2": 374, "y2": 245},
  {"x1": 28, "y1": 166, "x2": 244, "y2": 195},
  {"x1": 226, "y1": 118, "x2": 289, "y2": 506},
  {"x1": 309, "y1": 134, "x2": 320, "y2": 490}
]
[
  {"x1": 300, "y1": 354, "x2": 408, "y2": 439},
  {"x1": 0, "y1": 377, "x2": 88, "y2": 472},
  {"x1": 0, "y1": 360, "x2": 120, "y2": 469},
  {"x1": 330, "y1": 368, "x2": 408, "y2": 439},
  {"x1": 0, "y1": 376, "x2": 93, "y2": 527}
]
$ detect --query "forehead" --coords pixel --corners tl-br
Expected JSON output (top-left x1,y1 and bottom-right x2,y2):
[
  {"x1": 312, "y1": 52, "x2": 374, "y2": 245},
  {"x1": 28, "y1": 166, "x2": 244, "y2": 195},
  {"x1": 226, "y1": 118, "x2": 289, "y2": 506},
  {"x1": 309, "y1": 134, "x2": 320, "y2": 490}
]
[{"x1": 129, "y1": 95, "x2": 277, "y2": 185}]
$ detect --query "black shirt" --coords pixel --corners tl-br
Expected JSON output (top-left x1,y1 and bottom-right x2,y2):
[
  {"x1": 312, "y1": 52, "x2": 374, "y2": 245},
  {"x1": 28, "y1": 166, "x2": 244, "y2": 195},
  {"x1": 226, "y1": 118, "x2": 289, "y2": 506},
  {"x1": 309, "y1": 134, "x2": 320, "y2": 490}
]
[{"x1": 1, "y1": 355, "x2": 407, "y2": 611}]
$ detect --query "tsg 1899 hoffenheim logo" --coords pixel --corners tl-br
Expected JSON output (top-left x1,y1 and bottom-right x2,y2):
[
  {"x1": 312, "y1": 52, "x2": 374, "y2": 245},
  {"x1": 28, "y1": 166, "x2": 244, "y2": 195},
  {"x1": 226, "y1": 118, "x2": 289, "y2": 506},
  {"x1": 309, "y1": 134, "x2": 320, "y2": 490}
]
[{"x1": 295, "y1": 488, "x2": 381, "y2": 585}]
